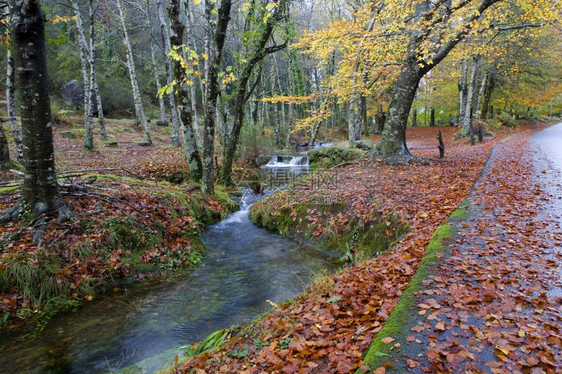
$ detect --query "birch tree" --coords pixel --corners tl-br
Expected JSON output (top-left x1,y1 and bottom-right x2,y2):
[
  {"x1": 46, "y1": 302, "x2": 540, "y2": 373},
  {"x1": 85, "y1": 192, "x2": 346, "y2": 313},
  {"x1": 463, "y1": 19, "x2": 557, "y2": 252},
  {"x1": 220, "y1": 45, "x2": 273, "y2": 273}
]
[
  {"x1": 116, "y1": 0, "x2": 152, "y2": 145},
  {"x1": 5, "y1": 26, "x2": 23, "y2": 162},
  {"x1": 146, "y1": 0, "x2": 167, "y2": 125},
  {"x1": 72, "y1": 0, "x2": 94, "y2": 150},
  {"x1": 2, "y1": 2, "x2": 23, "y2": 163},
  {"x1": 461, "y1": 56, "x2": 480, "y2": 137},
  {"x1": 89, "y1": 0, "x2": 107, "y2": 140},
  {"x1": 157, "y1": 0, "x2": 181, "y2": 146}
]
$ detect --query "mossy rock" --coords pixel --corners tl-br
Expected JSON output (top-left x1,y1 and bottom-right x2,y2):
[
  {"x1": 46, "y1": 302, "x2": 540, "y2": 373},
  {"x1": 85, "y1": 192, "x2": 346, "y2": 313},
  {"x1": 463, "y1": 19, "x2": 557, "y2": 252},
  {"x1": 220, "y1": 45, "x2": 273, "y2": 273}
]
[
  {"x1": 355, "y1": 140, "x2": 374, "y2": 150},
  {"x1": 308, "y1": 146, "x2": 361, "y2": 169}
]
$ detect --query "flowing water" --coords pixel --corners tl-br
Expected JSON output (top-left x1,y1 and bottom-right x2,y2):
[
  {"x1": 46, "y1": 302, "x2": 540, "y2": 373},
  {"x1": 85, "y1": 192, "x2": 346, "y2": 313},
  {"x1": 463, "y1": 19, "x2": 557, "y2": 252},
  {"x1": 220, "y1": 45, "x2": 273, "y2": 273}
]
[{"x1": 0, "y1": 164, "x2": 336, "y2": 374}]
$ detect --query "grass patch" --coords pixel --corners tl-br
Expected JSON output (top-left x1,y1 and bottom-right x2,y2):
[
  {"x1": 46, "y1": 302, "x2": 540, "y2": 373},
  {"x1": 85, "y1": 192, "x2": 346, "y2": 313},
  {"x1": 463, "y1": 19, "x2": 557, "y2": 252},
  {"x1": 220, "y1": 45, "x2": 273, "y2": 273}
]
[{"x1": 359, "y1": 201, "x2": 468, "y2": 372}]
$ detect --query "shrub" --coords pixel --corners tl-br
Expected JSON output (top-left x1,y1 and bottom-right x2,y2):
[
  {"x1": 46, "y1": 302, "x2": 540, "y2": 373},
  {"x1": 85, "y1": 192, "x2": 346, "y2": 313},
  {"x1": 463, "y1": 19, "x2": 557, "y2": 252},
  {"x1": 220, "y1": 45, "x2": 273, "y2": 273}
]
[
  {"x1": 495, "y1": 112, "x2": 517, "y2": 128},
  {"x1": 237, "y1": 121, "x2": 275, "y2": 166}
]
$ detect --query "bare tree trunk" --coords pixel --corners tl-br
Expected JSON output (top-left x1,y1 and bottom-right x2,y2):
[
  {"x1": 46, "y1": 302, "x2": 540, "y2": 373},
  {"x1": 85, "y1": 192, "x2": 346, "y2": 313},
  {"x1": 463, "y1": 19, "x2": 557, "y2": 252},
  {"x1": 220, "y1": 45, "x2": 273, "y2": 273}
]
[
  {"x1": 157, "y1": 0, "x2": 181, "y2": 146},
  {"x1": 89, "y1": 0, "x2": 106, "y2": 140},
  {"x1": 458, "y1": 59, "x2": 469, "y2": 123},
  {"x1": 462, "y1": 56, "x2": 479, "y2": 136},
  {"x1": 116, "y1": 0, "x2": 152, "y2": 145},
  {"x1": 475, "y1": 70, "x2": 487, "y2": 119},
  {"x1": 347, "y1": 99, "x2": 357, "y2": 147},
  {"x1": 430, "y1": 107, "x2": 435, "y2": 127},
  {"x1": 186, "y1": 3, "x2": 202, "y2": 147},
  {"x1": 219, "y1": 0, "x2": 287, "y2": 185},
  {"x1": 374, "y1": 59, "x2": 423, "y2": 154},
  {"x1": 412, "y1": 108, "x2": 417, "y2": 127},
  {"x1": 200, "y1": 0, "x2": 231, "y2": 193},
  {"x1": 480, "y1": 72, "x2": 495, "y2": 120},
  {"x1": 72, "y1": 1, "x2": 94, "y2": 150},
  {"x1": 10, "y1": 0, "x2": 60, "y2": 215},
  {"x1": 6, "y1": 45, "x2": 23, "y2": 162},
  {"x1": 286, "y1": 104, "x2": 293, "y2": 148},
  {"x1": 202, "y1": 0, "x2": 212, "y2": 108},
  {"x1": 147, "y1": 0, "x2": 167, "y2": 125},
  {"x1": 168, "y1": 0, "x2": 202, "y2": 181}
]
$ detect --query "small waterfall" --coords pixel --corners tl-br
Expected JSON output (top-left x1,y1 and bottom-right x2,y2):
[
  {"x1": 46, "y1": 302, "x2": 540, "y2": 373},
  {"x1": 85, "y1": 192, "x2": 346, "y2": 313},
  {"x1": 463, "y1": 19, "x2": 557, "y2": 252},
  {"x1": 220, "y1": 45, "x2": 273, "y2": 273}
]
[{"x1": 264, "y1": 155, "x2": 309, "y2": 167}]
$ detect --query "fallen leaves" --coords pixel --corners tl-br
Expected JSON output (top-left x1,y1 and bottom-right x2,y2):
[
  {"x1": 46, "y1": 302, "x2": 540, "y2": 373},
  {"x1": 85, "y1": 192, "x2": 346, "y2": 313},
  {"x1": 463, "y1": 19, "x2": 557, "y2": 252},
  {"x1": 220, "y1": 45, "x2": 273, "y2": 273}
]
[
  {"x1": 173, "y1": 127, "x2": 508, "y2": 373},
  {"x1": 401, "y1": 128, "x2": 562, "y2": 373}
]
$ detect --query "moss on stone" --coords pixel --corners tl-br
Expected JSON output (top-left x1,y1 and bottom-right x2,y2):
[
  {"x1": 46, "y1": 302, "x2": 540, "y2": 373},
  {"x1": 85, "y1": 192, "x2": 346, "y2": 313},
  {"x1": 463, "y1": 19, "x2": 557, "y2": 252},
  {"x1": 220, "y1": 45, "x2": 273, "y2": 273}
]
[{"x1": 359, "y1": 203, "x2": 467, "y2": 372}]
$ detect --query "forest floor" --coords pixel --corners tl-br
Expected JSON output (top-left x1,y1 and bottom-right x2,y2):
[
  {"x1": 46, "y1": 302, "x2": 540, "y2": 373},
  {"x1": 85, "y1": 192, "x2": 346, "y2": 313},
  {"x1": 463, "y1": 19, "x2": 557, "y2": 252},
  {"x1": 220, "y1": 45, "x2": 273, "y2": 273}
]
[
  {"x1": 0, "y1": 118, "x2": 237, "y2": 330},
  {"x1": 169, "y1": 122, "x2": 561, "y2": 374}
]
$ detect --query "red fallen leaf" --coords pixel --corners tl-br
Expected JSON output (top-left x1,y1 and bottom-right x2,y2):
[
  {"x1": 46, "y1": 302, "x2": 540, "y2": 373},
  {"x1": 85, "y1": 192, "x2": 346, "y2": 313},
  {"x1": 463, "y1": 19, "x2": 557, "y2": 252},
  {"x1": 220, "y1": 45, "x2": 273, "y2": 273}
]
[
  {"x1": 281, "y1": 364, "x2": 298, "y2": 373},
  {"x1": 374, "y1": 368, "x2": 385, "y2": 374},
  {"x1": 526, "y1": 356, "x2": 539, "y2": 366},
  {"x1": 406, "y1": 359, "x2": 420, "y2": 368},
  {"x1": 406, "y1": 335, "x2": 416, "y2": 342},
  {"x1": 381, "y1": 337, "x2": 395, "y2": 344},
  {"x1": 427, "y1": 350, "x2": 441, "y2": 362},
  {"x1": 336, "y1": 360, "x2": 354, "y2": 373},
  {"x1": 434, "y1": 321, "x2": 446, "y2": 331}
]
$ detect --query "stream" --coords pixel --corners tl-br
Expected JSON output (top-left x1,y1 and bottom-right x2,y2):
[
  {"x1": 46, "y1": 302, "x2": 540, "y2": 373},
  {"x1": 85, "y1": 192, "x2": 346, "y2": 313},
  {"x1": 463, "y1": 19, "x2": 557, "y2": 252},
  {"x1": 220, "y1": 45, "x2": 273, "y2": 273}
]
[{"x1": 0, "y1": 157, "x2": 337, "y2": 374}]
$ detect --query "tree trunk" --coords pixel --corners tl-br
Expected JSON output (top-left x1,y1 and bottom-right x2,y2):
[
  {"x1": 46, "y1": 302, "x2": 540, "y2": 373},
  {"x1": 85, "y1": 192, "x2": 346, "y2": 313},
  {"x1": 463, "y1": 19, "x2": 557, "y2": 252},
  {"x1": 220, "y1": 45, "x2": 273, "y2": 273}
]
[
  {"x1": 89, "y1": 0, "x2": 106, "y2": 140},
  {"x1": 430, "y1": 107, "x2": 435, "y2": 127},
  {"x1": 310, "y1": 117, "x2": 323, "y2": 145},
  {"x1": 10, "y1": 0, "x2": 60, "y2": 214},
  {"x1": 168, "y1": 0, "x2": 202, "y2": 181},
  {"x1": 6, "y1": 43, "x2": 23, "y2": 162},
  {"x1": 116, "y1": 0, "x2": 151, "y2": 145},
  {"x1": 219, "y1": 0, "x2": 287, "y2": 185},
  {"x1": 480, "y1": 72, "x2": 495, "y2": 120},
  {"x1": 374, "y1": 59, "x2": 423, "y2": 154},
  {"x1": 550, "y1": 102, "x2": 553, "y2": 117},
  {"x1": 72, "y1": 1, "x2": 94, "y2": 150},
  {"x1": 157, "y1": 0, "x2": 181, "y2": 146},
  {"x1": 355, "y1": 95, "x2": 366, "y2": 140},
  {"x1": 347, "y1": 98, "x2": 358, "y2": 147},
  {"x1": 201, "y1": 0, "x2": 231, "y2": 194},
  {"x1": 461, "y1": 56, "x2": 479, "y2": 136},
  {"x1": 475, "y1": 70, "x2": 487, "y2": 119},
  {"x1": 147, "y1": 0, "x2": 167, "y2": 125},
  {"x1": 412, "y1": 108, "x2": 417, "y2": 127},
  {"x1": 186, "y1": 2, "x2": 203, "y2": 148},
  {"x1": 0, "y1": 121, "x2": 10, "y2": 165},
  {"x1": 458, "y1": 59, "x2": 469, "y2": 123},
  {"x1": 286, "y1": 105, "x2": 293, "y2": 148}
]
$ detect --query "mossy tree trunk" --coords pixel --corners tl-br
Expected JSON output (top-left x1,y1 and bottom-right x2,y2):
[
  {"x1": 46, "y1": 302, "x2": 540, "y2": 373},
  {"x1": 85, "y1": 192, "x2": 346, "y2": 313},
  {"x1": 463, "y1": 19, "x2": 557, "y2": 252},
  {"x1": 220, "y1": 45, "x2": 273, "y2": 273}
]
[
  {"x1": 219, "y1": 0, "x2": 287, "y2": 185},
  {"x1": 374, "y1": 0, "x2": 498, "y2": 155},
  {"x1": 0, "y1": 121, "x2": 10, "y2": 165},
  {"x1": 10, "y1": 0, "x2": 60, "y2": 214},
  {"x1": 168, "y1": 0, "x2": 202, "y2": 181},
  {"x1": 201, "y1": 0, "x2": 231, "y2": 194}
]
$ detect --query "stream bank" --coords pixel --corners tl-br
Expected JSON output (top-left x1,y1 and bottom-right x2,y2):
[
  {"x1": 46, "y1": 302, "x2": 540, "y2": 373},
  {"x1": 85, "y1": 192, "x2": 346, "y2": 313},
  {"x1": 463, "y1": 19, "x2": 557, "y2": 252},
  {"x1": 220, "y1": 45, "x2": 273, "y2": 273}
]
[
  {"x1": 0, "y1": 179, "x2": 237, "y2": 331},
  {"x1": 0, "y1": 160, "x2": 338, "y2": 373}
]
